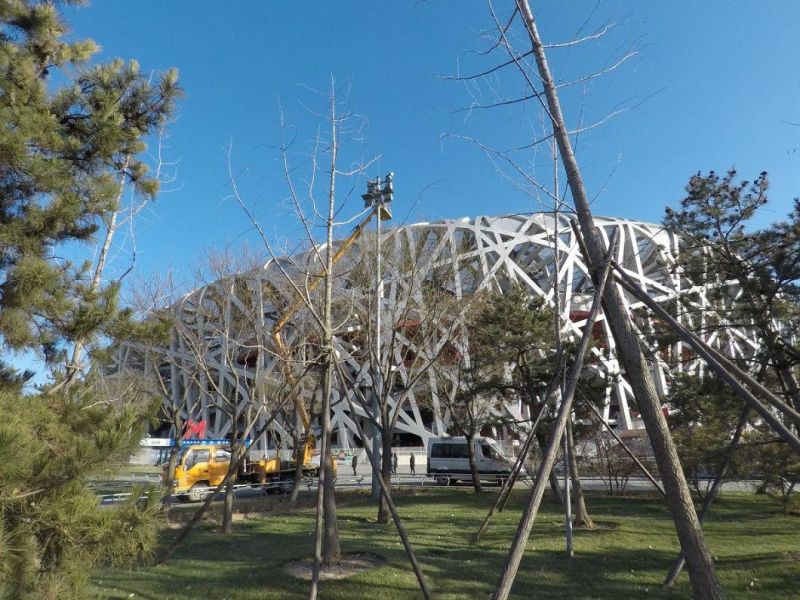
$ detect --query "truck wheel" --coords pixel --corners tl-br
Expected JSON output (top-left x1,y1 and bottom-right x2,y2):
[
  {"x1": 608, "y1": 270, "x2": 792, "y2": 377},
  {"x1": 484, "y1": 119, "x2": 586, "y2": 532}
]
[
  {"x1": 435, "y1": 475, "x2": 448, "y2": 486},
  {"x1": 188, "y1": 482, "x2": 209, "y2": 502},
  {"x1": 279, "y1": 480, "x2": 293, "y2": 495}
]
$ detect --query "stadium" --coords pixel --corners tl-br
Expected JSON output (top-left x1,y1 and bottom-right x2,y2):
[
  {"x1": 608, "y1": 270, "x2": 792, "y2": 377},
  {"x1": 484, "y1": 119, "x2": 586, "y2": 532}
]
[{"x1": 114, "y1": 212, "x2": 759, "y2": 456}]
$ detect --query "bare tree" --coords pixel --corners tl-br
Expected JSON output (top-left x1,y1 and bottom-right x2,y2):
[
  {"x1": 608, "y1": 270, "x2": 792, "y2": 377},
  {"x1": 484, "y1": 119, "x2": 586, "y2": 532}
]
[
  {"x1": 515, "y1": 3, "x2": 721, "y2": 596},
  {"x1": 228, "y1": 80, "x2": 385, "y2": 596},
  {"x1": 443, "y1": 3, "x2": 722, "y2": 596},
  {"x1": 62, "y1": 121, "x2": 182, "y2": 390},
  {"x1": 158, "y1": 249, "x2": 281, "y2": 533},
  {"x1": 345, "y1": 232, "x2": 479, "y2": 516}
]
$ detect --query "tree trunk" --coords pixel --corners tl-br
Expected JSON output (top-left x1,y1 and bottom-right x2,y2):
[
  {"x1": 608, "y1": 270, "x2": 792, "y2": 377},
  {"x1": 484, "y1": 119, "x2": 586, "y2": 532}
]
[
  {"x1": 221, "y1": 443, "x2": 244, "y2": 535},
  {"x1": 161, "y1": 444, "x2": 180, "y2": 519},
  {"x1": 221, "y1": 476, "x2": 235, "y2": 534},
  {"x1": 309, "y1": 89, "x2": 343, "y2": 599},
  {"x1": 322, "y1": 451, "x2": 340, "y2": 564},
  {"x1": 514, "y1": 3, "x2": 723, "y2": 597},
  {"x1": 377, "y1": 416, "x2": 392, "y2": 524},
  {"x1": 774, "y1": 347, "x2": 800, "y2": 412},
  {"x1": 310, "y1": 358, "x2": 339, "y2": 597},
  {"x1": 566, "y1": 420, "x2": 593, "y2": 529},
  {"x1": 663, "y1": 406, "x2": 749, "y2": 587},
  {"x1": 289, "y1": 440, "x2": 305, "y2": 507},
  {"x1": 62, "y1": 158, "x2": 130, "y2": 389},
  {"x1": 466, "y1": 432, "x2": 483, "y2": 495},
  {"x1": 536, "y1": 431, "x2": 563, "y2": 505}
]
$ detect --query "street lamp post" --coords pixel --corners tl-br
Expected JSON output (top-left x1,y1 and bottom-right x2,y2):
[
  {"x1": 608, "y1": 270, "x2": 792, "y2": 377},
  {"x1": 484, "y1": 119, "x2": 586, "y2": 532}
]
[{"x1": 362, "y1": 173, "x2": 393, "y2": 501}]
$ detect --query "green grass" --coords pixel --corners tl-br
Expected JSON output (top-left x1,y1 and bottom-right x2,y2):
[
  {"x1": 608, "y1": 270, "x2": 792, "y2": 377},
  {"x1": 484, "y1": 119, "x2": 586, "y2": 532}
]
[{"x1": 92, "y1": 489, "x2": 799, "y2": 599}]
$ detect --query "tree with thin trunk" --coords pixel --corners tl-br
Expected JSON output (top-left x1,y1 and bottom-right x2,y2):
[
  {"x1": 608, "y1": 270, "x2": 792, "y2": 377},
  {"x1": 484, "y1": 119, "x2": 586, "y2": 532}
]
[
  {"x1": 346, "y1": 237, "x2": 480, "y2": 515},
  {"x1": 162, "y1": 248, "x2": 285, "y2": 534},
  {"x1": 449, "y1": 3, "x2": 723, "y2": 597},
  {"x1": 515, "y1": 3, "x2": 722, "y2": 595},
  {"x1": 565, "y1": 419, "x2": 593, "y2": 528},
  {"x1": 228, "y1": 81, "x2": 388, "y2": 594}
]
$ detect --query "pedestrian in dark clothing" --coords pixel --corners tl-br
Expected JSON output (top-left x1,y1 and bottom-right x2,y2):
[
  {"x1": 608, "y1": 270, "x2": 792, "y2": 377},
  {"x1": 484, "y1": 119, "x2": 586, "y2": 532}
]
[
  {"x1": 352, "y1": 453, "x2": 358, "y2": 476},
  {"x1": 409, "y1": 453, "x2": 416, "y2": 475},
  {"x1": 391, "y1": 452, "x2": 398, "y2": 475}
]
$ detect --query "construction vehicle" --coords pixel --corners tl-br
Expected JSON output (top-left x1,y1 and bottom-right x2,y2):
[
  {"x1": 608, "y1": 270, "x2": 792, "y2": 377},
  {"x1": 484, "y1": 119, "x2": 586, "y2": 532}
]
[
  {"x1": 169, "y1": 439, "x2": 334, "y2": 501},
  {"x1": 168, "y1": 176, "x2": 393, "y2": 502},
  {"x1": 271, "y1": 174, "x2": 393, "y2": 468}
]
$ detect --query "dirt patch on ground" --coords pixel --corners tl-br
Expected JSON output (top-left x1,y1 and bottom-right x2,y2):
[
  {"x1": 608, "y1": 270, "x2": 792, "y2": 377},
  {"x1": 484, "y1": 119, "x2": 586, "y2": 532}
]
[{"x1": 283, "y1": 553, "x2": 385, "y2": 580}]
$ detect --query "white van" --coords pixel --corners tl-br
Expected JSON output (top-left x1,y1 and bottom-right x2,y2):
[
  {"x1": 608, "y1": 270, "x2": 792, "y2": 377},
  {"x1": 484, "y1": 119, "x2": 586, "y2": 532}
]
[{"x1": 427, "y1": 436, "x2": 511, "y2": 485}]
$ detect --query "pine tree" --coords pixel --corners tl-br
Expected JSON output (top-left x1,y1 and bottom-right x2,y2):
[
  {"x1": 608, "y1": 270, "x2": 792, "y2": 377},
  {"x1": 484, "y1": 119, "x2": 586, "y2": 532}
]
[
  {"x1": 664, "y1": 171, "x2": 800, "y2": 411},
  {"x1": 0, "y1": 2, "x2": 180, "y2": 597},
  {"x1": 0, "y1": 0, "x2": 180, "y2": 381},
  {"x1": 666, "y1": 374, "x2": 745, "y2": 501}
]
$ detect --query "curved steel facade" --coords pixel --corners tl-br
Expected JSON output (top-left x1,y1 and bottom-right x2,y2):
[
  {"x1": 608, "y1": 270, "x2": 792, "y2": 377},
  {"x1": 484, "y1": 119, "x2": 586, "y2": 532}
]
[{"x1": 115, "y1": 213, "x2": 758, "y2": 453}]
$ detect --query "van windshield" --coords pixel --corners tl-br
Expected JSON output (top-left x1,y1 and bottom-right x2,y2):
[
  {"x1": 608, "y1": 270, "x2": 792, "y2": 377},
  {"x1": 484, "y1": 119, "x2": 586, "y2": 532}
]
[{"x1": 481, "y1": 444, "x2": 504, "y2": 461}]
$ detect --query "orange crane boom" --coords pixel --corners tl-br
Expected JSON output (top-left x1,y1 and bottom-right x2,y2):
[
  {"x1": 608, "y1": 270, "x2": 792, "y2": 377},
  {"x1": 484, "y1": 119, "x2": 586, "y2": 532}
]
[{"x1": 271, "y1": 203, "x2": 392, "y2": 458}]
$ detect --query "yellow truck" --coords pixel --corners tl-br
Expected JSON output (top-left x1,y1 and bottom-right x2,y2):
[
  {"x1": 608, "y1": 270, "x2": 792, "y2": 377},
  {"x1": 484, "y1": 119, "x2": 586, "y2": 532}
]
[{"x1": 169, "y1": 439, "x2": 331, "y2": 501}]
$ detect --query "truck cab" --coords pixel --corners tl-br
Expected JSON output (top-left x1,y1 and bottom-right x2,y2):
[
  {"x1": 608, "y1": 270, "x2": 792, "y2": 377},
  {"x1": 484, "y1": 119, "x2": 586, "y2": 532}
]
[
  {"x1": 427, "y1": 436, "x2": 511, "y2": 485},
  {"x1": 172, "y1": 443, "x2": 231, "y2": 501}
]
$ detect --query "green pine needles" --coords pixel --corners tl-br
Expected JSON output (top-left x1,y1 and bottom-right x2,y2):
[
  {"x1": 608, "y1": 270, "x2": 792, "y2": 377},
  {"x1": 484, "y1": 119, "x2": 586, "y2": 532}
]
[{"x1": 0, "y1": 1, "x2": 181, "y2": 597}]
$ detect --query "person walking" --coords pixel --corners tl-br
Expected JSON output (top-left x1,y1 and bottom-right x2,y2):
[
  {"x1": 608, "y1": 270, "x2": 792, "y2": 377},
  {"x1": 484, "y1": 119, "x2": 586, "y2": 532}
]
[
  {"x1": 351, "y1": 452, "x2": 358, "y2": 476},
  {"x1": 409, "y1": 452, "x2": 416, "y2": 475},
  {"x1": 391, "y1": 452, "x2": 398, "y2": 475}
]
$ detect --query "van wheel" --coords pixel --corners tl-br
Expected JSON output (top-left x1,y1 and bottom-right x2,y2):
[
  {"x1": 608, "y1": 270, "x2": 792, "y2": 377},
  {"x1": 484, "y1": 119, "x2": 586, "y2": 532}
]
[
  {"x1": 188, "y1": 482, "x2": 209, "y2": 502},
  {"x1": 434, "y1": 475, "x2": 449, "y2": 486}
]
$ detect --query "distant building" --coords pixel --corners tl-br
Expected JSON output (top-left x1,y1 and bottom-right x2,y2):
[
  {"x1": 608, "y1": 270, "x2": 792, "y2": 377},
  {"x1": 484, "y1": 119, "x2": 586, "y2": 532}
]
[{"x1": 111, "y1": 213, "x2": 760, "y2": 456}]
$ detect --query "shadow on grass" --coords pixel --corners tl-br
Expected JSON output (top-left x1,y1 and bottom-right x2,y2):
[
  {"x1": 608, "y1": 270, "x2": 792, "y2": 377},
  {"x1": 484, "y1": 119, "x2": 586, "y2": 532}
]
[{"x1": 93, "y1": 489, "x2": 799, "y2": 600}]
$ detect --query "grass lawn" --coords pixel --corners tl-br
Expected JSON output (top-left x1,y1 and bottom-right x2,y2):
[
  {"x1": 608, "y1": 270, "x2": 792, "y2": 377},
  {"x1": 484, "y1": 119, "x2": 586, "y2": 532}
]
[{"x1": 93, "y1": 488, "x2": 799, "y2": 599}]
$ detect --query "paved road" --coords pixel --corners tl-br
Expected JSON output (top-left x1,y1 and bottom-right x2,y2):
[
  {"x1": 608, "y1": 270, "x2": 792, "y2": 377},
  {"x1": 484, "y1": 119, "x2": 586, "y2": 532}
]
[{"x1": 97, "y1": 462, "x2": 759, "y2": 505}]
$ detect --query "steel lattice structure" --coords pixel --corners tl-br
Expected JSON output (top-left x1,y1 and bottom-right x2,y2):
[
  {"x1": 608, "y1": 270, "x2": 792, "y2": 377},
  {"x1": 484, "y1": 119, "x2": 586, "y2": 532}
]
[{"x1": 112, "y1": 213, "x2": 760, "y2": 455}]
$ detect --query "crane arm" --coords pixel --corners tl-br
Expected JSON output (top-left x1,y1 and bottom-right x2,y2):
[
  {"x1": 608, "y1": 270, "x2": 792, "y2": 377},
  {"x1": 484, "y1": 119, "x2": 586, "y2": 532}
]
[{"x1": 271, "y1": 206, "x2": 387, "y2": 442}]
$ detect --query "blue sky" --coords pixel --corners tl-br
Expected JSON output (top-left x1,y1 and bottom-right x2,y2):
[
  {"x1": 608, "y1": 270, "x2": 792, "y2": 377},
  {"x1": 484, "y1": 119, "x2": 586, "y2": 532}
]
[{"x1": 58, "y1": 1, "x2": 800, "y2": 292}]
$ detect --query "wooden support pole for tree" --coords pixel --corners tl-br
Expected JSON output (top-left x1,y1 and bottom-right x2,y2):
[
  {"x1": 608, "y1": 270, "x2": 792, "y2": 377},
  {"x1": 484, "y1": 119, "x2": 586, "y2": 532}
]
[
  {"x1": 611, "y1": 261, "x2": 800, "y2": 428},
  {"x1": 497, "y1": 414, "x2": 541, "y2": 511},
  {"x1": 491, "y1": 244, "x2": 613, "y2": 600},
  {"x1": 579, "y1": 392, "x2": 666, "y2": 497},
  {"x1": 610, "y1": 264, "x2": 800, "y2": 452},
  {"x1": 334, "y1": 361, "x2": 433, "y2": 600},
  {"x1": 663, "y1": 405, "x2": 750, "y2": 587}
]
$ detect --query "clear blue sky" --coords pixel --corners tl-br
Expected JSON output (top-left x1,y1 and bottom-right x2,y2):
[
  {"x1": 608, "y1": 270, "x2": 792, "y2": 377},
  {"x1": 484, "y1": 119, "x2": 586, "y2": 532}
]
[{"x1": 61, "y1": 0, "x2": 799, "y2": 287}]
